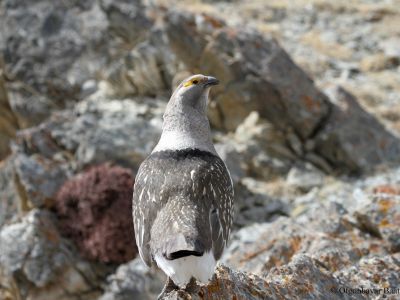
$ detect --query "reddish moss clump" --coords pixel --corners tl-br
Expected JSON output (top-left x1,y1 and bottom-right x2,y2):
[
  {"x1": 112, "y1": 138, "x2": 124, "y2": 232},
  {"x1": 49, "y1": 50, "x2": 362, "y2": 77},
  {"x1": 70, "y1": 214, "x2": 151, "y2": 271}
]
[{"x1": 55, "y1": 163, "x2": 137, "y2": 264}]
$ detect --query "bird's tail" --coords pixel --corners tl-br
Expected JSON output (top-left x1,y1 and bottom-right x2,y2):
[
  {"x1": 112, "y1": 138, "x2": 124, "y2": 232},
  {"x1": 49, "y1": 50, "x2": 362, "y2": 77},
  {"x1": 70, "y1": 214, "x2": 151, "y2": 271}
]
[
  {"x1": 163, "y1": 234, "x2": 205, "y2": 260},
  {"x1": 151, "y1": 198, "x2": 209, "y2": 261}
]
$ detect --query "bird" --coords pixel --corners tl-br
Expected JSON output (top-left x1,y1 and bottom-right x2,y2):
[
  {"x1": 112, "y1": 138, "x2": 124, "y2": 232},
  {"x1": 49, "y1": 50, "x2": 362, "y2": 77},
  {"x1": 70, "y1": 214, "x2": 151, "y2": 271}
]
[{"x1": 132, "y1": 74, "x2": 234, "y2": 297}]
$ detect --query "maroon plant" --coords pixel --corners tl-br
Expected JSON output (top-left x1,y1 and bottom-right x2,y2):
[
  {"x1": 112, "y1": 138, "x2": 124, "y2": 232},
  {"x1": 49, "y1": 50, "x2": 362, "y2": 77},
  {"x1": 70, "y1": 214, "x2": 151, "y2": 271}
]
[{"x1": 55, "y1": 163, "x2": 137, "y2": 264}]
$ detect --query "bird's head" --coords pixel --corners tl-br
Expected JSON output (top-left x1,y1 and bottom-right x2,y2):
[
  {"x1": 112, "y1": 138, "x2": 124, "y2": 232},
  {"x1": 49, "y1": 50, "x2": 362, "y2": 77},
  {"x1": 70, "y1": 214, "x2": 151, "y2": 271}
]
[{"x1": 166, "y1": 74, "x2": 219, "y2": 115}]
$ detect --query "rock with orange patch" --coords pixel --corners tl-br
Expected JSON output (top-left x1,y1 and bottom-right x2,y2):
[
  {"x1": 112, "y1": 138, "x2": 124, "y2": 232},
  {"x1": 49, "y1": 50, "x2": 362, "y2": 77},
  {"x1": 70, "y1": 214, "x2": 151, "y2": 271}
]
[
  {"x1": 160, "y1": 258, "x2": 362, "y2": 300},
  {"x1": 353, "y1": 195, "x2": 400, "y2": 252},
  {"x1": 338, "y1": 254, "x2": 400, "y2": 294},
  {"x1": 373, "y1": 185, "x2": 400, "y2": 196},
  {"x1": 222, "y1": 201, "x2": 391, "y2": 277}
]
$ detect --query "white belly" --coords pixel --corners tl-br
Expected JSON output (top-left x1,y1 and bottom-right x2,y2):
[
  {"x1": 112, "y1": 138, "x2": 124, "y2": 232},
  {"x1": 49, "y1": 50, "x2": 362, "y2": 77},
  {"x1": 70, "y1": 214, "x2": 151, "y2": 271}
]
[{"x1": 155, "y1": 251, "x2": 216, "y2": 288}]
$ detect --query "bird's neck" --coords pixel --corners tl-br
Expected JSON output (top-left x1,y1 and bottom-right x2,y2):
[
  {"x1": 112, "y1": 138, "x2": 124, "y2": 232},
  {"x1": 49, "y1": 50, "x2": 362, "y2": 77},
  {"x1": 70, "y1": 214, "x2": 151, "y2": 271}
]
[{"x1": 152, "y1": 107, "x2": 216, "y2": 154}]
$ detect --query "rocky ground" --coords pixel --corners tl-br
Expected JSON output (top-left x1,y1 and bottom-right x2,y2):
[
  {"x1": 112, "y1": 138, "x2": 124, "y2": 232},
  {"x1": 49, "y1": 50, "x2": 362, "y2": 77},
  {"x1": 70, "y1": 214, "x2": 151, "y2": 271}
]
[{"x1": 0, "y1": 0, "x2": 400, "y2": 299}]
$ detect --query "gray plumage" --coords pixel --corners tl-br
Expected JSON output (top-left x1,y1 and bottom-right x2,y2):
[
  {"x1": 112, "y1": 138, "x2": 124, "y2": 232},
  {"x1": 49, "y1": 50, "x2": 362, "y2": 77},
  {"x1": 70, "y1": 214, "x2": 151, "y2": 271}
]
[{"x1": 132, "y1": 74, "x2": 234, "y2": 290}]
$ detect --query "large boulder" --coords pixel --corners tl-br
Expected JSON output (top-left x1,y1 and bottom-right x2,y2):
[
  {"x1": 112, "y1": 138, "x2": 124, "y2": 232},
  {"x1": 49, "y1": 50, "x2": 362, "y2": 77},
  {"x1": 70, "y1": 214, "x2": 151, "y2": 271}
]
[
  {"x1": 314, "y1": 86, "x2": 400, "y2": 173},
  {"x1": 0, "y1": 209, "x2": 105, "y2": 300}
]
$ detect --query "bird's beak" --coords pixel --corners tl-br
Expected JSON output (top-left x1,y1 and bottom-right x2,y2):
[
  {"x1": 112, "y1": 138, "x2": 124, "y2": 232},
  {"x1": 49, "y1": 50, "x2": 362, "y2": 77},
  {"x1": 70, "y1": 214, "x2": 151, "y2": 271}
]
[{"x1": 205, "y1": 76, "x2": 219, "y2": 87}]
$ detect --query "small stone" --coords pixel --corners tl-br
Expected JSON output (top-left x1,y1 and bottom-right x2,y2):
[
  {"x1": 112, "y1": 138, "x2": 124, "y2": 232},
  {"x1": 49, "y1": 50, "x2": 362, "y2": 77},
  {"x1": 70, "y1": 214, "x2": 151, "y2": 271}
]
[{"x1": 286, "y1": 165, "x2": 325, "y2": 192}]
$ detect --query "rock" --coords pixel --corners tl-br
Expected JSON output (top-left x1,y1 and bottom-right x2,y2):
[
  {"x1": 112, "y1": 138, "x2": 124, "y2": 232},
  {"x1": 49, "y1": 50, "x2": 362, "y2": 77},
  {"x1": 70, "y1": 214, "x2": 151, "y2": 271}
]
[
  {"x1": 337, "y1": 254, "x2": 400, "y2": 295},
  {"x1": 0, "y1": 58, "x2": 18, "y2": 160},
  {"x1": 100, "y1": 0, "x2": 152, "y2": 44},
  {"x1": 165, "y1": 11, "x2": 331, "y2": 136},
  {"x1": 360, "y1": 53, "x2": 399, "y2": 72},
  {"x1": 216, "y1": 112, "x2": 294, "y2": 182},
  {"x1": 233, "y1": 178, "x2": 288, "y2": 228},
  {"x1": 0, "y1": 158, "x2": 20, "y2": 227},
  {"x1": 0, "y1": 209, "x2": 106, "y2": 299},
  {"x1": 2, "y1": 95, "x2": 163, "y2": 214},
  {"x1": 222, "y1": 217, "x2": 307, "y2": 275},
  {"x1": 223, "y1": 198, "x2": 392, "y2": 276},
  {"x1": 264, "y1": 255, "x2": 365, "y2": 300},
  {"x1": 160, "y1": 258, "x2": 363, "y2": 300},
  {"x1": 7, "y1": 83, "x2": 56, "y2": 129},
  {"x1": 380, "y1": 37, "x2": 400, "y2": 59},
  {"x1": 12, "y1": 152, "x2": 72, "y2": 209},
  {"x1": 55, "y1": 164, "x2": 137, "y2": 264},
  {"x1": 99, "y1": 258, "x2": 164, "y2": 300},
  {"x1": 286, "y1": 165, "x2": 325, "y2": 192},
  {"x1": 315, "y1": 86, "x2": 400, "y2": 173},
  {"x1": 0, "y1": 209, "x2": 69, "y2": 287},
  {"x1": 50, "y1": 96, "x2": 164, "y2": 168},
  {"x1": 104, "y1": 29, "x2": 180, "y2": 97},
  {"x1": 353, "y1": 187, "x2": 400, "y2": 252},
  {"x1": 0, "y1": 0, "x2": 110, "y2": 103},
  {"x1": 214, "y1": 141, "x2": 245, "y2": 184}
]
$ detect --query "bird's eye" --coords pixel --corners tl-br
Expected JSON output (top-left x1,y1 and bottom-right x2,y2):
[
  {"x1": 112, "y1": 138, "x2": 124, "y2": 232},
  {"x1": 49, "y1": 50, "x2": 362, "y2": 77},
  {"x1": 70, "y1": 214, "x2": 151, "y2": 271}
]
[{"x1": 192, "y1": 80, "x2": 199, "y2": 84}]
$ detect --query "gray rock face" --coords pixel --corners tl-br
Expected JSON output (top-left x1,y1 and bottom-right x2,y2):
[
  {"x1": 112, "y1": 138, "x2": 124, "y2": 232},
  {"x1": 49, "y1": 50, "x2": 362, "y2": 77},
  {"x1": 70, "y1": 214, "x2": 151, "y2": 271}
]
[
  {"x1": 314, "y1": 86, "x2": 400, "y2": 173},
  {"x1": 233, "y1": 178, "x2": 288, "y2": 228},
  {"x1": 50, "y1": 97, "x2": 164, "y2": 168},
  {"x1": 286, "y1": 165, "x2": 325, "y2": 192},
  {"x1": 0, "y1": 58, "x2": 18, "y2": 160},
  {"x1": 0, "y1": 0, "x2": 109, "y2": 102},
  {"x1": 13, "y1": 152, "x2": 72, "y2": 208},
  {"x1": 0, "y1": 209, "x2": 69, "y2": 287},
  {"x1": 0, "y1": 158, "x2": 20, "y2": 227},
  {"x1": 101, "y1": 0, "x2": 152, "y2": 44},
  {"x1": 100, "y1": 258, "x2": 164, "y2": 300},
  {"x1": 0, "y1": 209, "x2": 106, "y2": 300},
  {"x1": 104, "y1": 29, "x2": 180, "y2": 98}
]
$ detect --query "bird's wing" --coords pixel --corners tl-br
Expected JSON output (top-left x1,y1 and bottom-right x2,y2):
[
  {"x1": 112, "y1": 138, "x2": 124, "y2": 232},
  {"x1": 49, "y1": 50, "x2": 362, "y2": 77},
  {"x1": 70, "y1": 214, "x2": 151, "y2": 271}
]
[
  {"x1": 132, "y1": 158, "x2": 164, "y2": 267},
  {"x1": 132, "y1": 150, "x2": 234, "y2": 266},
  {"x1": 205, "y1": 158, "x2": 234, "y2": 260}
]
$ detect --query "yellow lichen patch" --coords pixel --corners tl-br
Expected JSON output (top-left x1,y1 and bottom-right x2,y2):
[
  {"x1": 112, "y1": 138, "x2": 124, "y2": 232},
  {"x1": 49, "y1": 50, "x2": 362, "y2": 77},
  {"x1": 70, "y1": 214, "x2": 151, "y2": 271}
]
[
  {"x1": 379, "y1": 218, "x2": 390, "y2": 228},
  {"x1": 378, "y1": 199, "x2": 394, "y2": 214}
]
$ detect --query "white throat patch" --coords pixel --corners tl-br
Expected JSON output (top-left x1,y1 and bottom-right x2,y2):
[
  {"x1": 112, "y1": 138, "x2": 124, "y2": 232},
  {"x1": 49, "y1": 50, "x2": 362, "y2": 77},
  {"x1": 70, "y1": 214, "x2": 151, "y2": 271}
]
[{"x1": 152, "y1": 130, "x2": 217, "y2": 154}]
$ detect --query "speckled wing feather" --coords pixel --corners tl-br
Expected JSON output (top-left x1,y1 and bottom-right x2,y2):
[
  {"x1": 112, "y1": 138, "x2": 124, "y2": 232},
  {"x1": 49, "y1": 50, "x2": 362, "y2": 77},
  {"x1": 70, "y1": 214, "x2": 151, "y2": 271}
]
[{"x1": 132, "y1": 149, "x2": 234, "y2": 267}]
